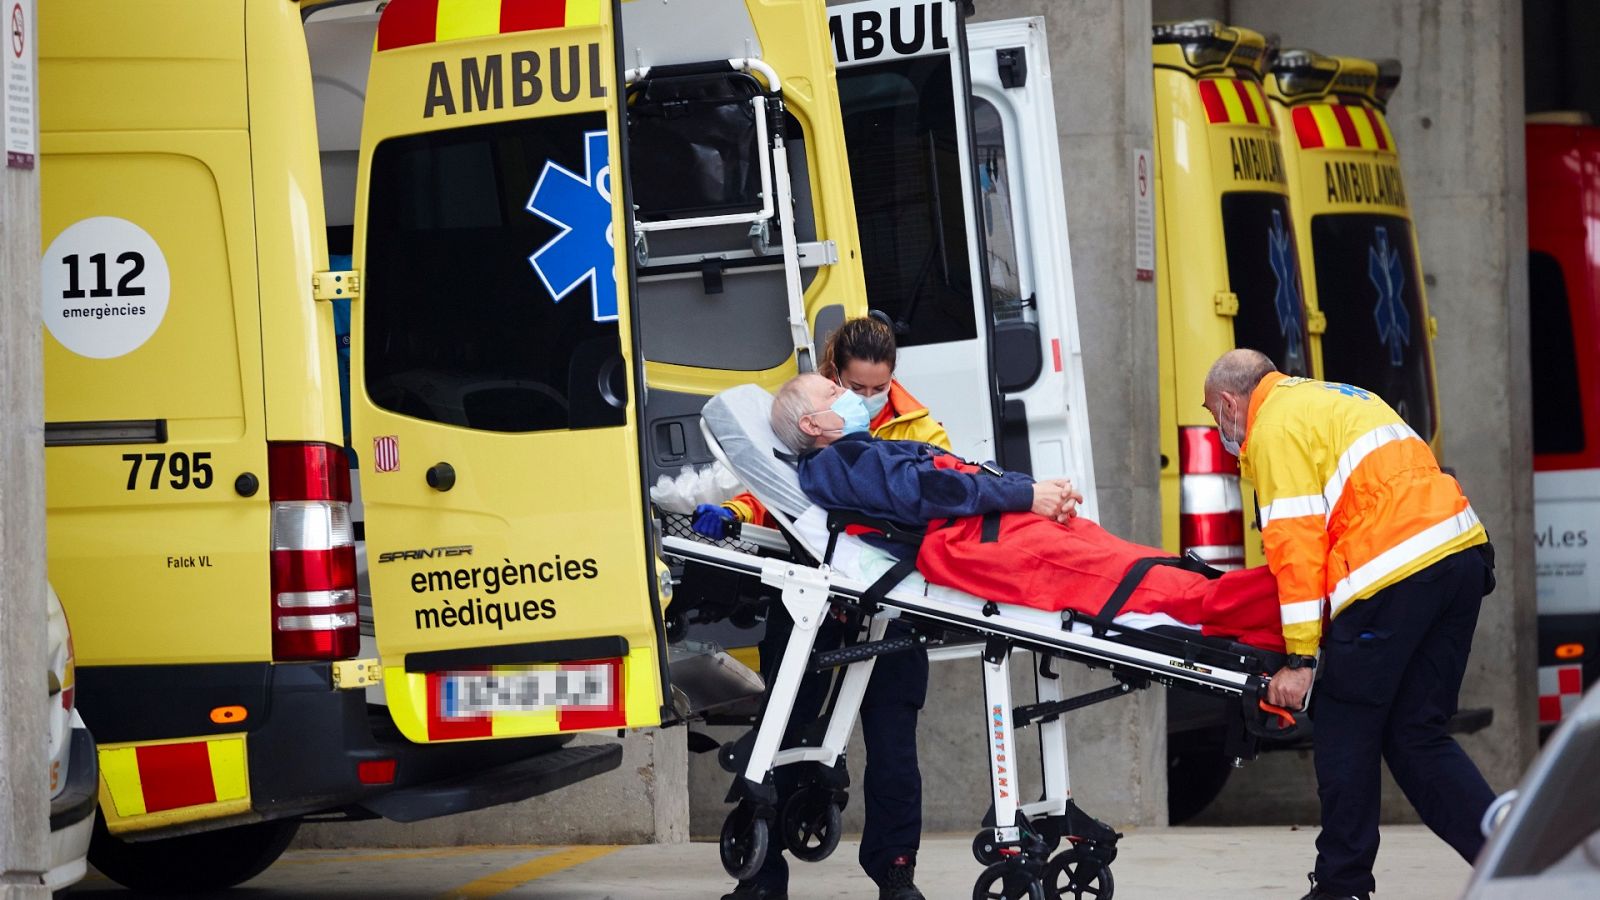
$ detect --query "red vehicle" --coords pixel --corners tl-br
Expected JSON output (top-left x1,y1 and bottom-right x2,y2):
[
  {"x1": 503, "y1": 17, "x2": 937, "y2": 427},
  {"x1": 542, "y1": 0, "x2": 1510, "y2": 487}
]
[{"x1": 1526, "y1": 116, "x2": 1600, "y2": 734}]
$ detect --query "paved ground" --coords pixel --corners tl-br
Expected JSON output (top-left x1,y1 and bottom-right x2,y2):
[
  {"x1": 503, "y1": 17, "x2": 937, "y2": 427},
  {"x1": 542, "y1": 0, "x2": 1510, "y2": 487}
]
[{"x1": 64, "y1": 826, "x2": 1472, "y2": 899}]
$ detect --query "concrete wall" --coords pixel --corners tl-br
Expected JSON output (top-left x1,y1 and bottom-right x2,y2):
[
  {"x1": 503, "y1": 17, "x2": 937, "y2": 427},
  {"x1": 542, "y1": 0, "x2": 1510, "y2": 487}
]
[{"x1": 1155, "y1": 0, "x2": 1540, "y2": 820}]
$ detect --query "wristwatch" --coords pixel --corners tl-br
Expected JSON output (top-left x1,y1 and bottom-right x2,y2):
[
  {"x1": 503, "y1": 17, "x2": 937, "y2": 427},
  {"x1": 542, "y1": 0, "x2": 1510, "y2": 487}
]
[{"x1": 1286, "y1": 653, "x2": 1318, "y2": 671}]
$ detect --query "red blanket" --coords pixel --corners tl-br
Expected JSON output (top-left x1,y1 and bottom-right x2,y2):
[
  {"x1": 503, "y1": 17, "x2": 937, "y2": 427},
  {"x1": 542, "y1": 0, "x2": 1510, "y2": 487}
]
[{"x1": 915, "y1": 512, "x2": 1284, "y2": 653}]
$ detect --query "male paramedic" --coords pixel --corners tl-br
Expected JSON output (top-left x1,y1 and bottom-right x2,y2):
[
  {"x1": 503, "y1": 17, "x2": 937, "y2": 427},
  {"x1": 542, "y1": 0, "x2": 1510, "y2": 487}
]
[{"x1": 1202, "y1": 349, "x2": 1496, "y2": 900}]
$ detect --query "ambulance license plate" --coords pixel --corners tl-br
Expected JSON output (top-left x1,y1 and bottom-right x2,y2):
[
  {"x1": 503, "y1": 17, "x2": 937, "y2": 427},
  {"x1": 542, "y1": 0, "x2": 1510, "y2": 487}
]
[{"x1": 440, "y1": 665, "x2": 613, "y2": 718}]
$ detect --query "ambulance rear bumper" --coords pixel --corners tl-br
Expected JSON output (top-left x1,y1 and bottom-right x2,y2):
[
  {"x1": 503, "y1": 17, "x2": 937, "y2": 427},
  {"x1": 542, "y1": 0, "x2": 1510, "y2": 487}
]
[{"x1": 76, "y1": 661, "x2": 624, "y2": 838}]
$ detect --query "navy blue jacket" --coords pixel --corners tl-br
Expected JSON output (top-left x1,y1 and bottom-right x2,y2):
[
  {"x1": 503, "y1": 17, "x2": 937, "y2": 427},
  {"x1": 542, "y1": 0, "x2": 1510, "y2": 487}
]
[{"x1": 797, "y1": 434, "x2": 1036, "y2": 534}]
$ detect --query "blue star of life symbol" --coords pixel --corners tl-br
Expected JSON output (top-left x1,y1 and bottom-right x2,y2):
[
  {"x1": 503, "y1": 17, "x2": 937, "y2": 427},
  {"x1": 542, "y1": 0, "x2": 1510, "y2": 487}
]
[
  {"x1": 527, "y1": 130, "x2": 617, "y2": 323},
  {"x1": 1267, "y1": 209, "x2": 1304, "y2": 363},
  {"x1": 1323, "y1": 381, "x2": 1372, "y2": 400},
  {"x1": 1368, "y1": 225, "x2": 1410, "y2": 367}
]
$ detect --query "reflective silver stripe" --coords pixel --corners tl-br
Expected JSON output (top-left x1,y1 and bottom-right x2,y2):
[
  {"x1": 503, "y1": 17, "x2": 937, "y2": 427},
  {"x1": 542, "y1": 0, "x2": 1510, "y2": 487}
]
[
  {"x1": 277, "y1": 589, "x2": 356, "y2": 609},
  {"x1": 276, "y1": 612, "x2": 359, "y2": 631},
  {"x1": 1279, "y1": 597, "x2": 1324, "y2": 626},
  {"x1": 1322, "y1": 423, "x2": 1419, "y2": 521},
  {"x1": 1180, "y1": 473, "x2": 1242, "y2": 513},
  {"x1": 1260, "y1": 493, "x2": 1327, "y2": 526},
  {"x1": 1329, "y1": 507, "x2": 1482, "y2": 613}
]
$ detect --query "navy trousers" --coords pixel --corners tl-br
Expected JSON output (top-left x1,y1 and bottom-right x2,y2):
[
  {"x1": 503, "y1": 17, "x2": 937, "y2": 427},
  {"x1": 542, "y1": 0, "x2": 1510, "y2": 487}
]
[
  {"x1": 1312, "y1": 545, "x2": 1496, "y2": 897},
  {"x1": 753, "y1": 613, "x2": 929, "y2": 888}
]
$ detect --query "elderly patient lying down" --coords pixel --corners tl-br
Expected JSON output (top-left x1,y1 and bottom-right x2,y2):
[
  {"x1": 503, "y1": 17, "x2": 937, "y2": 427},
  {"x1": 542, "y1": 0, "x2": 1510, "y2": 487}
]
[{"x1": 771, "y1": 374, "x2": 1285, "y2": 652}]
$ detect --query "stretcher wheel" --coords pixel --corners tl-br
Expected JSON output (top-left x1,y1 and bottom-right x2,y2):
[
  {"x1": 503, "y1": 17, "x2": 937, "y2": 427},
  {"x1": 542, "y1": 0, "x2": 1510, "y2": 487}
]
[
  {"x1": 972, "y1": 860, "x2": 1045, "y2": 900},
  {"x1": 972, "y1": 830, "x2": 1001, "y2": 865},
  {"x1": 1043, "y1": 846, "x2": 1114, "y2": 900},
  {"x1": 780, "y1": 789, "x2": 843, "y2": 862},
  {"x1": 719, "y1": 803, "x2": 770, "y2": 881}
]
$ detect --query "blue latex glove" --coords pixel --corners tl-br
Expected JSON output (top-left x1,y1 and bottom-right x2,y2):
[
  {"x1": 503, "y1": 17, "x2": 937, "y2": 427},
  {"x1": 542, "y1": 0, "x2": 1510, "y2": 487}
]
[{"x1": 692, "y1": 503, "x2": 737, "y2": 540}]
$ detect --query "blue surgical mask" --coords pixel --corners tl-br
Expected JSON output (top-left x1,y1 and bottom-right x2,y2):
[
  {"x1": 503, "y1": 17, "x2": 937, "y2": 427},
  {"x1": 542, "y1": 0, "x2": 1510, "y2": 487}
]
[
  {"x1": 827, "y1": 390, "x2": 872, "y2": 435},
  {"x1": 861, "y1": 389, "x2": 890, "y2": 420},
  {"x1": 1219, "y1": 408, "x2": 1244, "y2": 457}
]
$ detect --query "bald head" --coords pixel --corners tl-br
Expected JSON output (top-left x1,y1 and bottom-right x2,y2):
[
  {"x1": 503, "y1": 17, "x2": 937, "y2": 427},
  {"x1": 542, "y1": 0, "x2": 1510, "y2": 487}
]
[{"x1": 1204, "y1": 349, "x2": 1277, "y2": 400}]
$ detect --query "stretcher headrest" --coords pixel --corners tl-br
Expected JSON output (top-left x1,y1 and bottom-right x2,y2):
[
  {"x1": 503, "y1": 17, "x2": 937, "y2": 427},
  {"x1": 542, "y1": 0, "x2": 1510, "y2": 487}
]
[{"x1": 702, "y1": 384, "x2": 814, "y2": 520}]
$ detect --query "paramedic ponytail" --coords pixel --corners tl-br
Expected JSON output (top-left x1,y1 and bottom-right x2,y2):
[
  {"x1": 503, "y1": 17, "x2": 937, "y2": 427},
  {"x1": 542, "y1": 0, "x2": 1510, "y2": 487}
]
[{"x1": 820, "y1": 315, "x2": 898, "y2": 382}]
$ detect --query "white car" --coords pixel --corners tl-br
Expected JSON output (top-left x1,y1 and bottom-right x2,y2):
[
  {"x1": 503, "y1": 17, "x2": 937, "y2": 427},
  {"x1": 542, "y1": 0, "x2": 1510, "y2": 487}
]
[
  {"x1": 1463, "y1": 683, "x2": 1600, "y2": 898},
  {"x1": 46, "y1": 584, "x2": 96, "y2": 891}
]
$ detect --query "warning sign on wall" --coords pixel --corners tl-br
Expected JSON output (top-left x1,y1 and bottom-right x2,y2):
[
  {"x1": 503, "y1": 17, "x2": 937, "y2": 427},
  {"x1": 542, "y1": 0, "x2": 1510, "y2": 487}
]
[
  {"x1": 1134, "y1": 148, "x2": 1154, "y2": 281},
  {"x1": 4, "y1": 0, "x2": 33, "y2": 169}
]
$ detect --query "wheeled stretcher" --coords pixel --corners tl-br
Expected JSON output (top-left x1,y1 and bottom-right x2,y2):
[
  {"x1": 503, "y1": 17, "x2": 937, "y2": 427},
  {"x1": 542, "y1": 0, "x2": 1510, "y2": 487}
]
[{"x1": 659, "y1": 385, "x2": 1305, "y2": 900}]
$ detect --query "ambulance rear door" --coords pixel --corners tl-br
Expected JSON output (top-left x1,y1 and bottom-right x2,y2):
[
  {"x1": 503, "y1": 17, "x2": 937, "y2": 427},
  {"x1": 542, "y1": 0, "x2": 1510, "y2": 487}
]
[
  {"x1": 831, "y1": 0, "x2": 1000, "y2": 461},
  {"x1": 965, "y1": 16, "x2": 1099, "y2": 515},
  {"x1": 350, "y1": 0, "x2": 665, "y2": 743}
]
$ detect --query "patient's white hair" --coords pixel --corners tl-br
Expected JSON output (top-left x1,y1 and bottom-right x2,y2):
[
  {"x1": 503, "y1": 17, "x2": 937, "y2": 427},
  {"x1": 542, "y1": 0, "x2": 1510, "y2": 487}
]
[{"x1": 771, "y1": 376, "x2": 818, "y2": 456}]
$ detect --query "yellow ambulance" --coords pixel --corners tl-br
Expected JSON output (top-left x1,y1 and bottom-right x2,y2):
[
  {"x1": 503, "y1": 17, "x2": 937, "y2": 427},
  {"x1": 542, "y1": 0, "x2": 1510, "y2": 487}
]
[
  {"x1": 1151, "y1": 20, "x2": 1315, "y2": 575},
  {"x1": 39, "y1": 0, "x2": 862, "y2": 889},
  {"x1": 1265, "y1": 52, "x2": 1443, "y2": 453},
  {"x1": 1150, "y1": 19, "x2": 1318, "y2": 824}
]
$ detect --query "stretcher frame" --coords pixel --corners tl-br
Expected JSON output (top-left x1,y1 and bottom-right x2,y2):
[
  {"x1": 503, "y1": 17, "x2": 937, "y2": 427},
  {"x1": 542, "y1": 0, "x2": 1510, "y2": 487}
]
[{"x1": 659, "y1": 413, "x2": 1302, "y2": 894}]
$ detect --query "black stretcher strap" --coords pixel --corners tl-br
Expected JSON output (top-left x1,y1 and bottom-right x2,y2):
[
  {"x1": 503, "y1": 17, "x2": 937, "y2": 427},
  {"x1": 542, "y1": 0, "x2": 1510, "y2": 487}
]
[
  {"x1": 979, "y1": 511, "x2": 1002, "y2": 543},
  {"x1": 1086, "y1": 554, "x2": 1223, "y2": 637}
]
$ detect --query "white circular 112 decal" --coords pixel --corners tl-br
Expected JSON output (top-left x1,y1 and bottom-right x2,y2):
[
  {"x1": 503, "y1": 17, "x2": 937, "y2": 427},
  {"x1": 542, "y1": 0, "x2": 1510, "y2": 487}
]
[{"x1": 41, "y1": 216, "x2": 171, "y2": 359}]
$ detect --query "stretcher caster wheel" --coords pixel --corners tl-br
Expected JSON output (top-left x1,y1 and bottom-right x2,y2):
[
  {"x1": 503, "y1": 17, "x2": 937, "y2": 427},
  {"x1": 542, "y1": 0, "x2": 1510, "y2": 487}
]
[
  {"x1": 1043, "y1": 846, "x2": 1114, "y2": 900},
  {"x1": 719, "y1": 803, "x2": 770, "y2": 881},
  {"x1": 972, "y1": 830, "x2": 1001, "y2": 865},
  {"x1": 780, "y1": 789, "x2": 843, "y2": 862},
  {"x1": 972, "y1": 860, "x2": 1045, "y2": 900}
]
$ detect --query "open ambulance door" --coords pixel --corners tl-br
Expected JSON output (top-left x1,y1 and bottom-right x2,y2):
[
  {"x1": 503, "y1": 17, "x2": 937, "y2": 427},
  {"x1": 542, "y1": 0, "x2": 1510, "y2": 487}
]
[
  {"x1": 349, "y1": 0, "x2": 666, "y2": 743},
  {"x1": 831, "y1": 0, "x2": 1001, "y2": 461},
  {"x1": 966, "y1": 16, "x2": 1099, "y2": 518}
]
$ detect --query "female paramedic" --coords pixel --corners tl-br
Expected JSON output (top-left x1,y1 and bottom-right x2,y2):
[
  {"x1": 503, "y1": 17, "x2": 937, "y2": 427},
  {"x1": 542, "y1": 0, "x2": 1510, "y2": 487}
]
[{"x1": 711, "y1": 315, "x2": 944, "y2": 900}]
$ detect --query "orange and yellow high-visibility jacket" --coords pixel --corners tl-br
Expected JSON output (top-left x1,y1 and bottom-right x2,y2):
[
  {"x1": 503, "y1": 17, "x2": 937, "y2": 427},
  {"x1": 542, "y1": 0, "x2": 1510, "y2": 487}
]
[{"x1": 1239, "y1": 373, "x2": 1486, "y2": 655}]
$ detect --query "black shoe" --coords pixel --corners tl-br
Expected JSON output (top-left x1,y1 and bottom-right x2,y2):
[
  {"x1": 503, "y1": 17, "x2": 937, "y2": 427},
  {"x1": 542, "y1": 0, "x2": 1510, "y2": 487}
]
[
  {"x1": 878, "y1": 855, "x2": 925, "y2": 900},
  {"x1": 721, "y1": 882, "x2": 787, "y2": 900},
  {"x1": 1297, "y1": 872, "x2": 1369, "y2": 900}
]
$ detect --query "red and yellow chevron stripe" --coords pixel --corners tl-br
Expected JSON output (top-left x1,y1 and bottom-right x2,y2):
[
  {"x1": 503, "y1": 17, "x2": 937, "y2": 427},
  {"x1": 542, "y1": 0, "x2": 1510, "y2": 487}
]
[
  {"x1": 1197, "y1": 77, "x2": 1273, "y2": 127},
  {"x1": 99, "y1": 735, "x2": 250, "y2": 830},
  {"x1": 1291, "y1": 101, "x2": 1396, "y2": 152},
  {"x1": 377, "y1": 0, "x2": 603, "y2": 52}
]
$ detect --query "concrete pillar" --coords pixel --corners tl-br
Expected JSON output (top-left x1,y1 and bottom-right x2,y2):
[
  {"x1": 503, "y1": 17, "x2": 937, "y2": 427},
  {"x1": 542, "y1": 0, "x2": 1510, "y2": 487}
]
[
  {"x1": 297, "y1": 729, "x2": 689, "y2": 848},
  {"x1": 0, "y1": 1, "x2": 50, "y2": 895},
  {"x1": 1165, "y1": 0, "x2": 1539, "y2": 819}
]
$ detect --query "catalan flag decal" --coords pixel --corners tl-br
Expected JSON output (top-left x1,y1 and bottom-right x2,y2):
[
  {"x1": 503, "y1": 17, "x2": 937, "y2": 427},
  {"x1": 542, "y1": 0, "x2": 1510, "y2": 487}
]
[
  {"x1": 1291, "y1": 102, "x2": 1396, "y2": 152},
  {"x1": 1197, "y1": 77, "x2": 1274, "y2": 127},
  {"x1": 377, "y1": 0, "x2": 603, "y2": 51}
]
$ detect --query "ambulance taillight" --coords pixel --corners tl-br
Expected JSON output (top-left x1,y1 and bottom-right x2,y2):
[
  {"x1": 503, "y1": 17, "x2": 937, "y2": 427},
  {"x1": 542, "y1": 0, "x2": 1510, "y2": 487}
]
[
  {"x1": 268, "y1": 442, "x2": 358, "y2": 660},
  {"x1": 1178, "y1": 426, "x2": 1245, "y2": 570}
]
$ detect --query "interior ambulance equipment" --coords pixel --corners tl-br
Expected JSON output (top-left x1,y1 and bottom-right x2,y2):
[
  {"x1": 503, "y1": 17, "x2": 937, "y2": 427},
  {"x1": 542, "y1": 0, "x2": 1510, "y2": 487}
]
[
  {"x1": 40, "y1": 0, "x2": 860, "y2": 889},
  {"x1": 1266, "y1": 51, "x2": 1443, "y2": 456},
  {"x1": 1149, "y1": 19, "x2": 1315, "y2": 823},
  {"x1": 1525, "y1": 115, "x2": 1600, "y2": 733},
  {"x1": 665, "y1": 384, "x2": 1305, "y2": 900}
]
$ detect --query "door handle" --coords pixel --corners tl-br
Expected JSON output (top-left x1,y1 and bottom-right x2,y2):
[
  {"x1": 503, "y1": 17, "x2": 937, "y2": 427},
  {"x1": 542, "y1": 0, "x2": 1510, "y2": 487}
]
[{"x1": 426, "y1": 462, "x2": 456, "y2": 492}]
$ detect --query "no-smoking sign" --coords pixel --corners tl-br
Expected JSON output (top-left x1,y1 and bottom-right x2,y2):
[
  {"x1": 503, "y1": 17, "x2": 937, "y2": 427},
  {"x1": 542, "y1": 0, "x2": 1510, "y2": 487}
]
[{"x1": 3, "y1": 0, "x2": 32, "y2": 169}]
